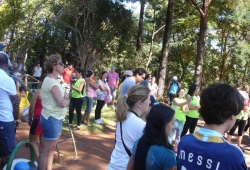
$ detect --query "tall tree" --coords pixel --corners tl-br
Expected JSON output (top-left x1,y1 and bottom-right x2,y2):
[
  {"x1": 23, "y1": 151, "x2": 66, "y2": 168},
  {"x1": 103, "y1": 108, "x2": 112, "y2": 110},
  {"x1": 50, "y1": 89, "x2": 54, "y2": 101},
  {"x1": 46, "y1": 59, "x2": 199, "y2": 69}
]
[
  {"x1": 158, "y1": 0, "x2": 174, "y2": 98},
  {"x1": 186, "y1": 0, "x2": 212, "y2": 86}
]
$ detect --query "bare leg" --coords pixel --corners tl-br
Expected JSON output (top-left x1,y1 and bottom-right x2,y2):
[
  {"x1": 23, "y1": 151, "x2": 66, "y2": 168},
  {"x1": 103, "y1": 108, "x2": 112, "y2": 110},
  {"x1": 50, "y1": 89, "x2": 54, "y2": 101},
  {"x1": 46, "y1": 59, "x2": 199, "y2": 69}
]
[
  {"x1": 86, "y1": 114, "x2": 92, "y2": 126},
  {"x1": 82, "y1": 113, "x2": 87, "y2": 124},
  {"x1": 29, "y1": 134, "x2": 40, "y2": 160},
  {"x1": 38, "y1": 137, "x2": 59, "y2": 170},
  {"x1": 237, "y1": 136, "x2": 243, "y2": 147},
  {"x1": 227, "y1": 135, "x2": 232, "y2": 143}
]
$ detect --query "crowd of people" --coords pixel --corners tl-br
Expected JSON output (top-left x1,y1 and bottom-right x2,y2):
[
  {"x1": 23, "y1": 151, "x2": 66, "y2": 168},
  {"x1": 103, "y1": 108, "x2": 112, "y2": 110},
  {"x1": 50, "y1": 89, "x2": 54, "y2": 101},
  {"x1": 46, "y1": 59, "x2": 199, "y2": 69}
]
[{"x1": 0, "y1": 49, "x2": 249, "y2": 170}]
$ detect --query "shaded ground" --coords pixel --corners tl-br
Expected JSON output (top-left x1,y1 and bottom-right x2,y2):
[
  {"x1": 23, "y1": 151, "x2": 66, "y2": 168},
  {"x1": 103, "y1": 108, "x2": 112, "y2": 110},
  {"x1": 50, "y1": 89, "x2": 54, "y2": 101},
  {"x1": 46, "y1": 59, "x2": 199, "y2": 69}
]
[{"x1": 12, "y1": 120, "x2": 250, "y2": 169}]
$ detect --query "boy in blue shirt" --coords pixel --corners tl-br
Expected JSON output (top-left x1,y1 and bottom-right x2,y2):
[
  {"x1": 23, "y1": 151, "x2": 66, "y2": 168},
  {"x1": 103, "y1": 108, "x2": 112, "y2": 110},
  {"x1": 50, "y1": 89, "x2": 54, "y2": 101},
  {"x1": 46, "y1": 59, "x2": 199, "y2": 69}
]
[{"x1": 177, "y1": 83, "x2": 247, "y2": 170}]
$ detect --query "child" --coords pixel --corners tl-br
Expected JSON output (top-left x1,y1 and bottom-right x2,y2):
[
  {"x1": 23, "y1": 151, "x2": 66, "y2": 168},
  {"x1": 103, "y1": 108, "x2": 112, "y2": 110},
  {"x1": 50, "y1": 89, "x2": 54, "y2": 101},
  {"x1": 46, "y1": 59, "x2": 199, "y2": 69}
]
[
  {"x1": 28, "y1": 73, "x2": 47, "y2": 160},
  {"x1": 169, "y1": 88, "x2": 190, "y2": 153},
  {"x1": 18, "y1": 86, "x2": 30, "y2": 122},
  {"x1": 127, "y1": 104, "x2": 177, "y2": 170}
]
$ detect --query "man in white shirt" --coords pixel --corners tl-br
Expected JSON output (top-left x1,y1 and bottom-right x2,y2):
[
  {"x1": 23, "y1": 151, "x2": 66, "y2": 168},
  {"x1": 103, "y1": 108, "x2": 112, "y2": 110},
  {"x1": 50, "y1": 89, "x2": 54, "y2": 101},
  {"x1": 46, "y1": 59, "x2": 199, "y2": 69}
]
[{"x1": 0, "y1": 51, "x2": 20, "y2": 169}]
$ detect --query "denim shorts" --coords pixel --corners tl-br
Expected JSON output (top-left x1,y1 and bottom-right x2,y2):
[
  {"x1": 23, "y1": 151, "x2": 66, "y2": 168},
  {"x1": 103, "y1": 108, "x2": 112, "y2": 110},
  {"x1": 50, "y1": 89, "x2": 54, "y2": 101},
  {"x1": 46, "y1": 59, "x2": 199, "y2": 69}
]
[
  {"x1": 85, "y1": 97, "x2": 93, "y2": 114},
  {"x1": 0, "y1": 121, "x2": 15, "y2": 157},
  {"x1": 40, "y1": 115, "x2": 62, "y2": 141}
]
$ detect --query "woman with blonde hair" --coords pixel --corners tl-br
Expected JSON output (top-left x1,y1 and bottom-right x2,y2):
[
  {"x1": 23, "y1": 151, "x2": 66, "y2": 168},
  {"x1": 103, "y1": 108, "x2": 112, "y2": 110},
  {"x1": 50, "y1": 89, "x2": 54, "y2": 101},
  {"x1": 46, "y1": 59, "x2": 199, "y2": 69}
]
[
  {"x1": 107, "y1": 84, "x2": 151, "y2": 170},
  {"x1": 38, "y1": 54, "x2": 69, "y2": 170}
]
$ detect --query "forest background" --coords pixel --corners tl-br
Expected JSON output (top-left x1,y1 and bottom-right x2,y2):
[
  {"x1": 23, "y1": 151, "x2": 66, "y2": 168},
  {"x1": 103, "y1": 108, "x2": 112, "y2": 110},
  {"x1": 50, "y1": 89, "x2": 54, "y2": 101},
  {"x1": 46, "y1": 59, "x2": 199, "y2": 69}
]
[{"x1": 1, "y1": 0, "x2": 250, "y2": 97}]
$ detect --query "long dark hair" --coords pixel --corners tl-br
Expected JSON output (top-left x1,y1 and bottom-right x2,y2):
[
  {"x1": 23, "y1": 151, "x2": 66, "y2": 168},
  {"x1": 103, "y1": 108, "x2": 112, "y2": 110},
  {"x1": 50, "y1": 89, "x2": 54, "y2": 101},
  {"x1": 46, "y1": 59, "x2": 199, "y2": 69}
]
[
  {"x1": 134, "y1": 104, "x2": 175, "y2": 169},
  {"x1": 187, "y1": 83, "x2": 197, "y2": 96},
  {"x1": 100, "y1": 71, "x2": 107, "y2": 82},
  {"x1": 143, "y1": 104, "x2": 174, "y2": 149},
  {"x1": 75, "y1": 67, "x2": 85, "y2": 78}
]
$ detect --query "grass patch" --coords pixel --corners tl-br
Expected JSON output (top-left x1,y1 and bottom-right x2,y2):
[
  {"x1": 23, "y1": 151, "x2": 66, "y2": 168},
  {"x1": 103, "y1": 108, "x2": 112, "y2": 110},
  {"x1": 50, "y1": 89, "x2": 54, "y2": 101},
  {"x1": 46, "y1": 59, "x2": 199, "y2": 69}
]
[{"x1": 62, "y1": 103, "x2": 116, "y2": 135}]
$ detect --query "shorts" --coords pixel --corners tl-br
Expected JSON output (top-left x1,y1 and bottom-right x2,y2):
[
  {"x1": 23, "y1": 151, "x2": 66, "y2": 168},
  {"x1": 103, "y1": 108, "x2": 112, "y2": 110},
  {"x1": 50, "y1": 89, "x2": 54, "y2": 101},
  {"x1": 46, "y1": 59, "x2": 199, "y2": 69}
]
[
  {"x1": 40, "y1": 115, "x2": 62, "y2": 141},
  {"x1": 0, "y1": 121, "x2": 15, "y2": 157},
  {"x1": 85, "y1": 97, "x2": 93, "y2": 114},
  {"x1": 29, "y1": 119, "x2": 43, "y2": 136},
  {"x1": 110, "y1": 87, "x2": 117, "y2": 99}
]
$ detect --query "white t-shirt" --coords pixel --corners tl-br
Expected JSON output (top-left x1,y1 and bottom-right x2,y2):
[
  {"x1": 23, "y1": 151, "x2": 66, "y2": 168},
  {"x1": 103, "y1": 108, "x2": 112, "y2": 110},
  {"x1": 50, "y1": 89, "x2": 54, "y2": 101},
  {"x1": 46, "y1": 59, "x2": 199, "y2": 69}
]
[
  {"x1": 96, "y1": 79, "x2": 108, "y2": 100},
  {"x1": 107, "y1": 112, "x2": 146, "y2": 170},
  {"x1": 41, "y1": 77, "x2": 66, "y2": 120},
  {"x1": 14, "y1": 62, "x2": 23, "y2": 72},
  {"x1": 0, "y1": 69, "x2": 17, "y2": 122},
  {"x1": 33, "y1": 66, "x2": 42, "y2": 77}
]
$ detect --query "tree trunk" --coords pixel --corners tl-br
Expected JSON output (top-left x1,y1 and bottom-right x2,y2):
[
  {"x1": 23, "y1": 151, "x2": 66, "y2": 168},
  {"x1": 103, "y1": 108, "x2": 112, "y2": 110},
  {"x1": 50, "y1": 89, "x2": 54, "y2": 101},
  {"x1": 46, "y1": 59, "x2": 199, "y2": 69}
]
[
  {"x1": 194, "y1": 14, "x2": 207, "y2": 86},
  {"x1": 136, "y1": 0, "x2": 145, "y2": 52},
  {"x1": 157, "y1": 0, "x2": 174, "y2": 98},
  {"x1": 192, "y1": 0, "x2": 211, "y2": 87}
]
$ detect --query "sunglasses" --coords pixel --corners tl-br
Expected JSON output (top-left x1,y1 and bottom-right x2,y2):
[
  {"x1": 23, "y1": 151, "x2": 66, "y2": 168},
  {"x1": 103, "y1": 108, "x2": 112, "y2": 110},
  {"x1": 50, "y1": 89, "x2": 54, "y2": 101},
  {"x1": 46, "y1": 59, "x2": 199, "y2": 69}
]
[{"x1": 55, "y1": 61, "x2": 64, "y2": 66}]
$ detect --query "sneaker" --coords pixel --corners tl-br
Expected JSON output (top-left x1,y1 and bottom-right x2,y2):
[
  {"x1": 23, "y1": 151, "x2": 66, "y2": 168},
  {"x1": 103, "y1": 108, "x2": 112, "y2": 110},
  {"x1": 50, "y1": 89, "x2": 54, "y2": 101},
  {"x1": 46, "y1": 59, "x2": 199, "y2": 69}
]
[
  {"x1": 111, "y1": 105, "x2": 116, "y2": 109},
  {"x1": 98, "y1": 119, "x2": 103, "y2": 124},
  {"x1": 72, "y1": 126, "x2": 80, "y2": 130},
  {"x1": 95, "y1": 119, "x2": 101, "y2": 124}
]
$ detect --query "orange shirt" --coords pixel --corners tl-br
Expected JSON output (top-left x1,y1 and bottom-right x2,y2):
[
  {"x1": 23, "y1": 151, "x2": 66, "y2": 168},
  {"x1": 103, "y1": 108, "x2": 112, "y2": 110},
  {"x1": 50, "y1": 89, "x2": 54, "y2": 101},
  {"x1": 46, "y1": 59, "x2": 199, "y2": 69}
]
[{"x1": 63, "y1": 68, "x2": 74, "y2": 83}]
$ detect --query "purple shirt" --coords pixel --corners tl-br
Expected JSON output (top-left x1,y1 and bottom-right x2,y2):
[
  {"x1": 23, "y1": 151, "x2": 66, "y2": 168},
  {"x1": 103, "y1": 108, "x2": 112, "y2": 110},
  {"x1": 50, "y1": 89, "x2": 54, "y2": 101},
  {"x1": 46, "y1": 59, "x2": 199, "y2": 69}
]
[
  {"x1": 86, "y1": 78, "x2": 97, "y2": 98},
  {"x1": 107, "y1": 71, "x2": 119, "y2": 88}
]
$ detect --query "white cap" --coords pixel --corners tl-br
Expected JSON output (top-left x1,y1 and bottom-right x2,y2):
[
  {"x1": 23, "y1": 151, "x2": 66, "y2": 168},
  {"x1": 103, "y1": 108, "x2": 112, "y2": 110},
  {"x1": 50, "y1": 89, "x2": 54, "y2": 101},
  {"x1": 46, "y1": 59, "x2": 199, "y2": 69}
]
[
  {"x1": 173, "y1": 76, "x2": 177, "y2": 81},
  {"x1": 123, "y1": 70, "x2": 133, "y2": 76}
]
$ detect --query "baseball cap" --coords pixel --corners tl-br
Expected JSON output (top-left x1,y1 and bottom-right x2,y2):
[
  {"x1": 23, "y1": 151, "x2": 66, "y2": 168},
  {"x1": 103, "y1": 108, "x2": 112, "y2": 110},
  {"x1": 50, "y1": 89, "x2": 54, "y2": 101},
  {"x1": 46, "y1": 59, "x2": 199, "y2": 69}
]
[
  {"x1": 123, "y1": 70, "x2": 133, "y2": 76},
  {"x1": 173, "y1": 76, "x2": 177, "y2": 81},
  {"x1": 111, "y1": 66, "x2": 116, "y2": 70}
]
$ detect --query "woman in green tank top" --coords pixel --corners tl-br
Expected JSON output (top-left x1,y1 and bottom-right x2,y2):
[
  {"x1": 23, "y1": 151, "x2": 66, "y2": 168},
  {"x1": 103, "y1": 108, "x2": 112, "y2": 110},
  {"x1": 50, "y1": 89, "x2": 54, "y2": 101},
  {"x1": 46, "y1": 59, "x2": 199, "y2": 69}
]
[
  {"x1": 68, "y1": 67, "x2": 85, "y2": 130},
  {"x1": 181, "y1": 84, "x2": 200, "y2": 137},
  {"x1": 169, "y1": 88, "x2": 190, "y2": 152}
]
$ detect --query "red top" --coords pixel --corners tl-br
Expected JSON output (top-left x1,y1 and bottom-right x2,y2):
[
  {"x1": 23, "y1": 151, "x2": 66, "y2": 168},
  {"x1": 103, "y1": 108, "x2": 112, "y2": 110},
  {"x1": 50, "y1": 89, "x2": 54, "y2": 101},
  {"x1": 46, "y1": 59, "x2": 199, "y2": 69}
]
[
  {"x1": 63, "y1": 68, "x2": 74, "y2": 83},
  {"x1": 34, "y1": 99, "x2": 43, "y2": 119}
]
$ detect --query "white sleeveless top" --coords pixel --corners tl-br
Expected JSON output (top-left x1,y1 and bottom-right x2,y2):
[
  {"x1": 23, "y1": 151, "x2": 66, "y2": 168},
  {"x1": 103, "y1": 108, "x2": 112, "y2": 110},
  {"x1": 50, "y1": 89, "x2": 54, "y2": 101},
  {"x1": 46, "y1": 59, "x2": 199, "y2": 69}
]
[{"x1": 33, "y1": 67, "x2": 42, "y2": 77}]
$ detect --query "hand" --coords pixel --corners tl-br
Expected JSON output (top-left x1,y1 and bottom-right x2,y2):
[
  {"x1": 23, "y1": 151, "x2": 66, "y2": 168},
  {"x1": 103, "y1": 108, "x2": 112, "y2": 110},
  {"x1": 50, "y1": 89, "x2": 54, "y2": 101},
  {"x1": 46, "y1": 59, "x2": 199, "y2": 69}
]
[
  {"x1": 14, "y1": 119, "x2": 20, "y2": 128},
  {"x1": 28, "y1": 118, "x2": 32, "y2": 126}
]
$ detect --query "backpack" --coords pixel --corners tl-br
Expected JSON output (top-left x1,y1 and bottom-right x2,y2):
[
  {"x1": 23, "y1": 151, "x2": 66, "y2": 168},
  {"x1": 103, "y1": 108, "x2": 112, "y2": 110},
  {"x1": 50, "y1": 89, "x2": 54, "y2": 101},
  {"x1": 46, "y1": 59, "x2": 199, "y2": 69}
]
[{"x1": 169, "y1": 81, "x2": 178, "y2": 94}]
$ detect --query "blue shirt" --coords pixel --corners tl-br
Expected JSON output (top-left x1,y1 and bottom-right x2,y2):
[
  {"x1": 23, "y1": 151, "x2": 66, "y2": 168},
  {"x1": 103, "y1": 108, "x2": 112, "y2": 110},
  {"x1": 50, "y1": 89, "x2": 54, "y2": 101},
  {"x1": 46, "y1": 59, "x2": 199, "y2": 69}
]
[
  {"x1": 132, "y1": 139, "x2": 176, "y2": 170},
  {"x1": 177, "y1": 128, "x2": 247, "y2": 170},
  {"x1": 119, "y1": 77, "x2": 135, "y2": 97},
  {"x1": 140, "y1": 80, "x2": 149, "y2": 87}
]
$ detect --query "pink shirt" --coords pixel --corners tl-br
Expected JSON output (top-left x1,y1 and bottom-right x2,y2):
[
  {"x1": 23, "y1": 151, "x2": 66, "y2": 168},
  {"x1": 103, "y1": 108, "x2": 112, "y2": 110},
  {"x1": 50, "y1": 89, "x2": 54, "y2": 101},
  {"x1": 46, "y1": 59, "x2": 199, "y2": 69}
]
[
  {"x1": 107, "y1": 71, "x2": 119, "y2": 88},
  {"x1": 86, "y1": 78, "x2": 97, "y2": 98}
]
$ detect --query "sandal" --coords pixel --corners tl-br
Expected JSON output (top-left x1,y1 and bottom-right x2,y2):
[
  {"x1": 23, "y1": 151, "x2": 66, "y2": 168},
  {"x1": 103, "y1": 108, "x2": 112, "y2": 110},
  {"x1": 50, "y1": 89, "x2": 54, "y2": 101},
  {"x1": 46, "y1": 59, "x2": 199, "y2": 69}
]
[{"x1": 85, "y1": 124, "x2": 93, "y2": 127}]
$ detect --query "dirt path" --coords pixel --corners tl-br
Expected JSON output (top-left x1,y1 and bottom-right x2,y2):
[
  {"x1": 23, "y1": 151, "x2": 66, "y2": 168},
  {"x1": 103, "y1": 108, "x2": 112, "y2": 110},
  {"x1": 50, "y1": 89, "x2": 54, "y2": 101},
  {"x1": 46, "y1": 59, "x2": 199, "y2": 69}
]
[
  {"x1": 15, "y1": 122, "x2": 116, "y2": 170},
  {"x1": 12, "y1": 121, "x2": 250, "y2": 169}
]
